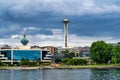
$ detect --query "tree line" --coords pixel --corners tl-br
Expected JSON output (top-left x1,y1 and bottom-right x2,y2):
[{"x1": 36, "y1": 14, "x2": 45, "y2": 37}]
[
  {"x1": 55, "y1": 58, "x2": 88, "y2": 65},
  {"x1": 55, "y1": 50, "x2": 88, "y2": 65},
  {"x1": 90, "y1": 41, "x2": 120, "y2": 64}
]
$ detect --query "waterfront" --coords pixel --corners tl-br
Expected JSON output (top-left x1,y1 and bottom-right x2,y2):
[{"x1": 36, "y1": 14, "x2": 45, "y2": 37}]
[{"x1": 0, "y1": 69, "x2": 120, "y2": 80}]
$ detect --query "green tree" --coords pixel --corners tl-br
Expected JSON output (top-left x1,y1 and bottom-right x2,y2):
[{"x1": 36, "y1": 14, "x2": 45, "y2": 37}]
[
  {"x1": 104, "y1": 44, "x2": 113, "y2": 63},
  {"x1": 63, "y1": 50, "x2": 75, "y2": 58},
  {"x1": 90, "y1": 41, "x2": 113, "y2": 64},
  {"x1": 112, "y1": 45, "x2": 120, "y2": 63}
]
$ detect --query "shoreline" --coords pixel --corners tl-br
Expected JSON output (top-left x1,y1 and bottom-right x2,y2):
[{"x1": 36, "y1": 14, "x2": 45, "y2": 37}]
[{"x1": 1, "y1": 65, "x2": 120, "y2": 70}]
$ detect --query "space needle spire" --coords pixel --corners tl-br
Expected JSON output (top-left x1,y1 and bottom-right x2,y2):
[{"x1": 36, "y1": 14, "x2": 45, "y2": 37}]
[{"x1": 62, "y1": 18, "x2": 69, "y2": 48}]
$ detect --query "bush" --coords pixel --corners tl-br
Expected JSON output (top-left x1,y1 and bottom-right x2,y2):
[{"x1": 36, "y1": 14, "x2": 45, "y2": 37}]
[
  {"x1": 63, "y1": 58, "x2": 88, "y2": 65},
  {"x1": 8, "y1": 64, "x2": 14, "y2": 66},
  {"x1": 0, "y1": 61, "x2": 4, "y2": 66},
  {"x1": 111, "y1": 57, "x2": 117, "y2": 64},
  {"x1": 55, "y1": 58, "x2": 62, "y2": 63},
  {"x1": 41, "y1": 62, "x2": 51, "y2": 66},
  {"x1": 28, "y1": 61, "x2": 37, "y2": 66},
  {"x1": 20, "y1": 58, "x2": 30, "y2": 66},
  {"x1": 63, "y1": 58, "x2": 71, "y2": 64},
  {"x1": 20, "y1": 58, "x2": 38, "y2": 66}
]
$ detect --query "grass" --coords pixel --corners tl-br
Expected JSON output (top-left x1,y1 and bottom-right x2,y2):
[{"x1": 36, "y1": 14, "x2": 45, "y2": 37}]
[
  {"x1": 59, "y1": 64, "x2": 120, "y2": 69},
  {"x1": 0, "y1": 64, "x2": 120, "y2": 69}
]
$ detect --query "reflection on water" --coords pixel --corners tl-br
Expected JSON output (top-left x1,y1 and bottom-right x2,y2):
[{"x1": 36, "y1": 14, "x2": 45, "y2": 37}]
[
  {"x1": 41, "y1": 69, "x2": 91, "y2": 80},
  {"x1": 0, "y1": 69, "x2": 120, "y2": 80},
  {"x1": 91, "y1": 69, "x2": 120, "y2": 80}
]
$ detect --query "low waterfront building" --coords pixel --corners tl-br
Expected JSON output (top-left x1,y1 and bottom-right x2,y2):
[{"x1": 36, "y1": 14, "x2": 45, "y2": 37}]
[
  {"x1": 80, "y1": 47, "x2": 90, "y2": 57},
  {"x1": 0, "y1": 49, "x2": 50, "y2": 64},
  {"x1": 0, "y1": 35, "x2": 51, "y2": 64},
  {"x1": 57, "y1": 46, "x2": 90, "y2": 57},
  {"x1": 0, "y1": 52, "x2": 8, "y2": 60},
  {"x1": 58, "y1": 47, "x2": 81, "y2": 54},
  {"x1": 40, "y1": 46, "x2": 58, "y2": 54}
]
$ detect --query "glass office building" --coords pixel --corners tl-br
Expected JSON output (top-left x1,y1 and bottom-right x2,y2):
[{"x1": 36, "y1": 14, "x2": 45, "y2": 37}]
[
  {"x1": 13, "y1": 50, "x2": 41, "y2": 61},
  {"x1": 0, "y1": 50, "x2": 11, "y2": 60},
  {"x1": 0, "y1": 35, "x2": 51, "y2": 64},
  {"x1": 0, "y1": 49, "x2": 48, "y2": 63}
]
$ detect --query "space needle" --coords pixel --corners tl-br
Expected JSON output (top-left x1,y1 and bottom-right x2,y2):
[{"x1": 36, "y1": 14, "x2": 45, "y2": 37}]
[{"x1": 62, "y1": 18, "x2": 69, "y2": 48}]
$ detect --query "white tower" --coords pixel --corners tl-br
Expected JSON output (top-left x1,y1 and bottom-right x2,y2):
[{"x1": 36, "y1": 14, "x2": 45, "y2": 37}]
[{"x1": 62, "y1": 19, "x2": 69, "y2": 48}]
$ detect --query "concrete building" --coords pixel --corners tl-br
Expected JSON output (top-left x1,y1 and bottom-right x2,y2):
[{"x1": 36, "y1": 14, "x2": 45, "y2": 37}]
[
  {"x1": 80, "y1": 47, "x2": 90, "y2": 57},
  {"x1": 109, "y1": 42, "x2": 120, "y2": 46},
  {"x1": 58, "y1": 47, "x2": 81, "y2": 56},
  {"x1": 40, "y1": 46, "x2": 58, "y2": 54},
  {"x1": 57, "y1": 46, "x2": 90, "y2": 57}
]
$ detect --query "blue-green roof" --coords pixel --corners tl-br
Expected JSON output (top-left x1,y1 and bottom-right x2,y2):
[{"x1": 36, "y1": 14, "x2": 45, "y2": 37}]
[{"x1": 21, "y1": 37, "x2": 29, "y2": 46}]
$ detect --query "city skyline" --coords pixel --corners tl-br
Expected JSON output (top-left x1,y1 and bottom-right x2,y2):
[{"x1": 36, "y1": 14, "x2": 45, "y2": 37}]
[{"x1": 0, "y1": 0, "x2": 120, "y2": 47}]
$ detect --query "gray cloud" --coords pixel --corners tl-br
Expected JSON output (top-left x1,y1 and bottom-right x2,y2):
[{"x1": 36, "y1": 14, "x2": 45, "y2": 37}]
[
  {"x1": 1, "y1": 0, "x2": 120, "y2": 18},
  {"x1": 0, "y1": 0, "x2": 120, "y2": 46}
]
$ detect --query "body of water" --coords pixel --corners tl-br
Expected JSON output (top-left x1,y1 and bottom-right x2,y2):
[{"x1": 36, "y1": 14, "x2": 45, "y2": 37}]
[{"x1": 0, "y1": 69, "x2": 120, "y2": 80}]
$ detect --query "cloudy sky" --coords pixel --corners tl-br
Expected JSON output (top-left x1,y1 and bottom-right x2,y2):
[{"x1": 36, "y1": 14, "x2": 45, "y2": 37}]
[{"x1": 0, "y1": 0, "x2": 120, "y2": 47}]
